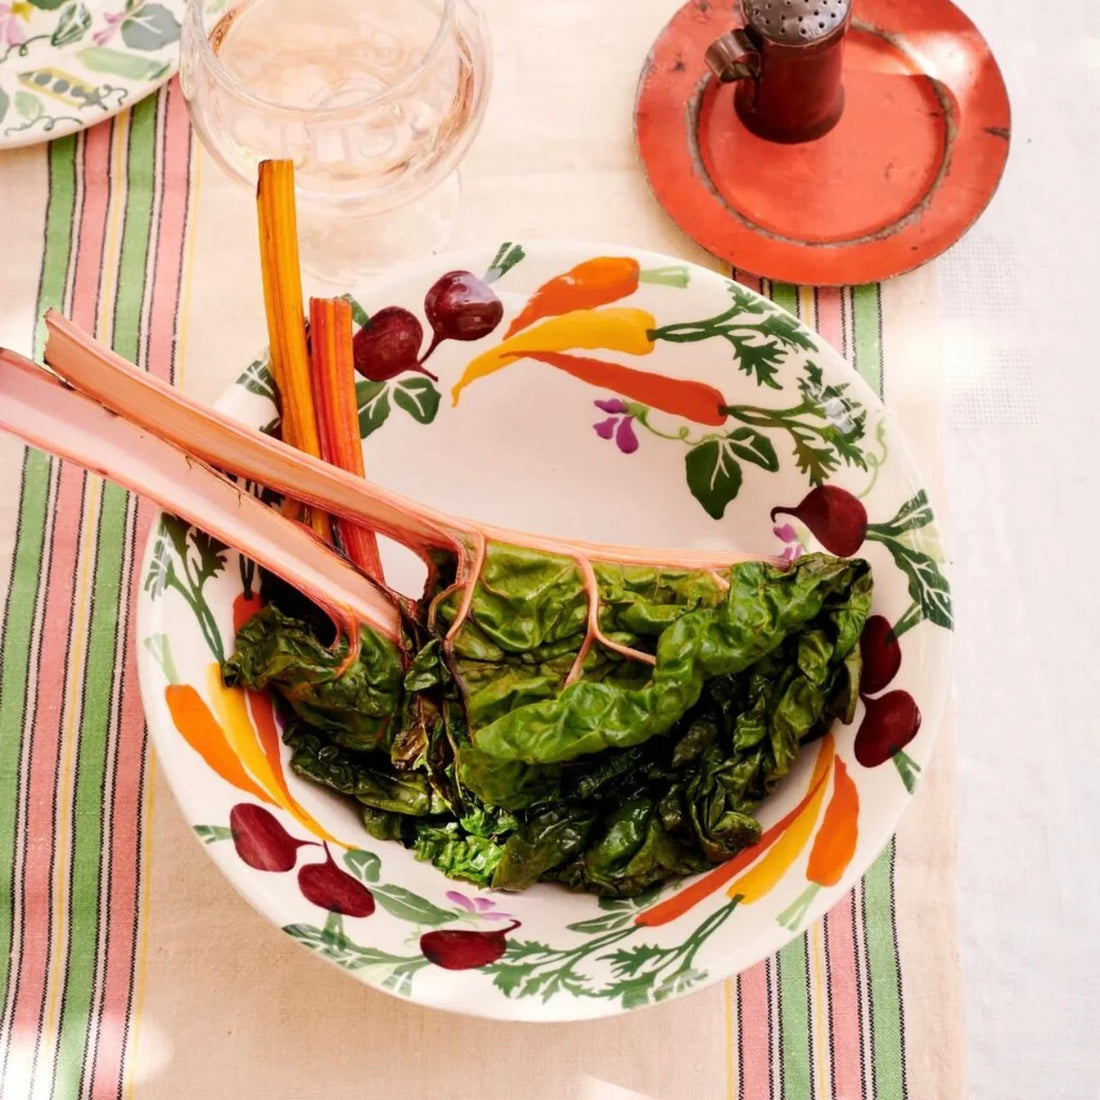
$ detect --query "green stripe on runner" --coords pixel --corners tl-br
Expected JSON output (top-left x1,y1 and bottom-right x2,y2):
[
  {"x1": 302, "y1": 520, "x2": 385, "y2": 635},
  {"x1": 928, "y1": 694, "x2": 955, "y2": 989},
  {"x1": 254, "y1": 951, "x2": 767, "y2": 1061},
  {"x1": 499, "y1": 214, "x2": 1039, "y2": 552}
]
[
  {"x1": 0, "y1": 135, "x2": 78, "y2": 1020},
  {"x1": 864, "y1": 840, "x2": 906, "y2": 1099},
  {"x1": 777, "y1": 934, "x2": 813, "y2": 1099},
  {"x1": 770, "y1": 281, "x2": 799, "y2": 319},
  {"x1": 852, "y1": 283, "x2": 882, "y2": 397},
  {"x1": 53, "y1": 94, "x2": 160, "y2": 1098}
]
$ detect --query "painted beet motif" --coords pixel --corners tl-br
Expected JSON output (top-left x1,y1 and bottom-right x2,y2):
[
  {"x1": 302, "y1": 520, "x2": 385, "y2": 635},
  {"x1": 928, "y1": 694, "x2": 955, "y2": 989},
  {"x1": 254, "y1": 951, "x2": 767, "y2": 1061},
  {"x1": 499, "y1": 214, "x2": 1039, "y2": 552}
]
[
  {"x1": 298, "y1": 847, "x2": 376, "y2": 917},
  {"x1": 420, "y1": 922, "x2": 522, "y2": 970},
  {"x1": 229, "y1": 802, "x2": 315, "y2": 872}
]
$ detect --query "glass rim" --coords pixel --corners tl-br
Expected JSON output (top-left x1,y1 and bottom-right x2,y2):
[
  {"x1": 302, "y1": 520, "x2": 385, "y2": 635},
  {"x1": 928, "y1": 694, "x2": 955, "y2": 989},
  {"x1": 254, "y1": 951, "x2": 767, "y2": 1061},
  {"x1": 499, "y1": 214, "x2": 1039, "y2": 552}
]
[{"x1": 186, "y1": 0, "x2": 459, "y2": 118}]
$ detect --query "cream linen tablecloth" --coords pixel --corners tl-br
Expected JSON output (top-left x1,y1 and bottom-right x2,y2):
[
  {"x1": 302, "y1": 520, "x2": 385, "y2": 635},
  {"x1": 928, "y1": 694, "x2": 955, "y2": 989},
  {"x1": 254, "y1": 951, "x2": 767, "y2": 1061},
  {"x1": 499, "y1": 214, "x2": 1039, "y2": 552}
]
[{"x1": 3, "y1": 0, "x2": 1084, "y2": 1096}]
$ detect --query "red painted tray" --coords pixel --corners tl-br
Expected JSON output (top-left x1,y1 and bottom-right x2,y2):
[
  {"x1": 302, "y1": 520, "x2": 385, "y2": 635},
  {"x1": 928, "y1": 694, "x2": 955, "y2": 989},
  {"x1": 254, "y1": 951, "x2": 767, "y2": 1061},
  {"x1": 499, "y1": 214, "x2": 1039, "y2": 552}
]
[{"x1": 635, "y1": 0, "x2": 1010, "y2": 285}]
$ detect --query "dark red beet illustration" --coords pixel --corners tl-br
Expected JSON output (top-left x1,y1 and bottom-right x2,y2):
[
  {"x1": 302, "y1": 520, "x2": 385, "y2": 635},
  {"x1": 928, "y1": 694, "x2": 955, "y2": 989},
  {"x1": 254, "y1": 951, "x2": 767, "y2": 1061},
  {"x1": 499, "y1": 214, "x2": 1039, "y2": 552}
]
[
  {"x1": 859, "y1": 615, "x2": 903, "y2": 696},
  {"x1": 352, "y1": 306, "x2": 436, "y2": 381},
  {"x1": 771, "y1": 485, "x2": 868, "y2": 557},
  {"x1": 229, "y1": 803, "x2": 314, "y2": 872},
  {"x1": 854, "y1": 690, "x2": 922, "y2": 768},
  {"x1": 419, "y1": 920, "x2": 521, "y2": 970},
  {"x1": 297, "y1": 847, "x2": 375, "y2": 917},
  {"x1": 422, "y1": 270, "x2": 503, "y2": 360}
]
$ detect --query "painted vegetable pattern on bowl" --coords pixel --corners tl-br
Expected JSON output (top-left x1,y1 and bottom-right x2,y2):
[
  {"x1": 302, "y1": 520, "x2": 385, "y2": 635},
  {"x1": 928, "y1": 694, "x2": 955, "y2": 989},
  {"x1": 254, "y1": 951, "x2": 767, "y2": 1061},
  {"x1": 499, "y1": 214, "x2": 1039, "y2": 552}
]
[
  {"x1": 0, "y1": 0, "x2": 180, "y2": 144},
  {"x1": 137, "y1": 243, "x2": 951, "y2": 1017}
]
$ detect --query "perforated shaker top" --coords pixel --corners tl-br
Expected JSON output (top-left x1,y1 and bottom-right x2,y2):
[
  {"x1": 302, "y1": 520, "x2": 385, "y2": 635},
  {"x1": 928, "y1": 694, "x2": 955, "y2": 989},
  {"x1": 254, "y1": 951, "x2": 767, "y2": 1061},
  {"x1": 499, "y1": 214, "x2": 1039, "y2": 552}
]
[{"x1": 742, "y1": 0, "x2": 851, "y2": 45}]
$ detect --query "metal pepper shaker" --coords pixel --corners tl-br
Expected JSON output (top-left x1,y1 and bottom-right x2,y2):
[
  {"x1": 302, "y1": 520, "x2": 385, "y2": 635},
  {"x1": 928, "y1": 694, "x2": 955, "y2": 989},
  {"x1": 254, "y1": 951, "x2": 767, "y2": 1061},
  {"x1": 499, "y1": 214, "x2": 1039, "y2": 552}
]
[{"x1": 705, "y1": 0, "x2": 853, "y2": 143}]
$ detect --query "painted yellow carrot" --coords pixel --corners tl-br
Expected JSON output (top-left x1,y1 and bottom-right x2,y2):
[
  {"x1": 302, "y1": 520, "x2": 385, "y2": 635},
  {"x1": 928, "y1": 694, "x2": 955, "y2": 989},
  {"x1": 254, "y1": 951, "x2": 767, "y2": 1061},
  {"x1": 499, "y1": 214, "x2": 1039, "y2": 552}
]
[
  {"x1": 637, "y1": 734, "x2": 835, "y2": 926},
  {"x1": 451, "y1": 307, "x2": 657, "y2": 404},
  {"x1": 203, "y1": 663, "x2": 345, "y2": 846},
  {"x1": 726, "y1": 735, "x2": 835, "y2": 905}
]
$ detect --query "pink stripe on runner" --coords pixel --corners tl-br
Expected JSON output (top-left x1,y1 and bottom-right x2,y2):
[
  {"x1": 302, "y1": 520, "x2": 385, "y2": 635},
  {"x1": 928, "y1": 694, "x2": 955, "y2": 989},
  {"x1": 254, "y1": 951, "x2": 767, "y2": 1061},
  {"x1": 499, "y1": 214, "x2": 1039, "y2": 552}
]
[
  {"x1": 815, "y1": 288, "x2": 844, "y2": 353},
  {"x1": 7, "y1": 120, "x2": 114, "y2": 1074},
  {"x1": 738, "y1": 960, "x2": 773, "y2": 1099},
  {"x1": 826, "y1": 893, "x2": 865, "y2": 1100},
  {"x1": 89, "y1": 80, "x2": 193, "y2": 1099}
]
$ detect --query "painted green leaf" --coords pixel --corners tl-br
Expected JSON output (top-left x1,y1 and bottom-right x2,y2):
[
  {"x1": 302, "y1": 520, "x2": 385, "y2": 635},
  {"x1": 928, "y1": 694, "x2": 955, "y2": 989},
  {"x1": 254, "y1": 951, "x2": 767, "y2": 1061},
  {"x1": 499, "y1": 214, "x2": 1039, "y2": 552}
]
[
  {"x1": 238, "y1": 357, "x2": 277, "y2": 402},
  {"x1": 879, "y1": 489, "x2": 935, "y2": 535},
  {"x1": 876, "y1": 539, "x2": 953, "y2": 630},
  {"x1": 194, "y1": 824, "x2": 232, "y2": 844},
  {"x1": 597, "y1": 896, "x2": 633, "y2": 912},
  {"x1": 120, "y1": 2, "x2": 180, "y2": 50},
  {"x1": 685, "y1": 439, "x2": 742, "y2": 520},
  {"x1": 356, "y1": 379, "x2": 390, "y2": 437},
  {"x1": 0, "y1": 88, "x2": 9, "y2": 127},
  {"x1": 78, "y1": 45, "x2": 171, "y2": 81},
  {"x1": 51, "y1": 2, "x2": 92, "y2": 46},
  {"x1": 726, "y1": 426, "x2": 779, "y2": 472},
  {"x1": 343, "y1": 848, "x2": 381, "y2": 884},
  {"x1": 15, "y1": 92, "x2": 43, "y2": 122},
  {"x1": 484, "y1": 241, "x2": 525, "y2": 283},
  {"x1": 393, "y1": 377, "x2": 440, "y2": 424},
  {"x1": 371, "y1": 884, "x2": 454, "y2": 926},
  {"x1": 26, "y1": 0, "x2": 67, "y2": 10},
  {"x1": 565, "y1": 912, "x2": 633, "y2": 934},
  {"x1": 338, "y1": 293, "x2": 371, "y2": 329}
]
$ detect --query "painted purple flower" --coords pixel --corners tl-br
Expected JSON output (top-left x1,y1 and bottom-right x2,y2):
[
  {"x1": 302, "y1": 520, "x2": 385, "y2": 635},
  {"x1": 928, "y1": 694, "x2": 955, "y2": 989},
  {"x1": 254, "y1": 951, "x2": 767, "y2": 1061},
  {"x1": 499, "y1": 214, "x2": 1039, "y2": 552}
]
[
  {"x1": 93, "y1": 9, "x2": 126, "y2": 46},
  {"x1": 592, "y1": 398, "x2": 639, "y2": 455},
  {"x1": 0, "y1": 4, "x2": 28, "y2": 48},
  {"x1": 781, "y1": 543, "x2": 804, "y2": 564},
  {"x1": 445, "y1": 889, "x2": 514, "y2": 922},
  {"x1": 594, "y1": 397, "x2": 627, "y2": 414},
  {"x1": 773, "y1": 523, "x2": 799, "y2": 544}
]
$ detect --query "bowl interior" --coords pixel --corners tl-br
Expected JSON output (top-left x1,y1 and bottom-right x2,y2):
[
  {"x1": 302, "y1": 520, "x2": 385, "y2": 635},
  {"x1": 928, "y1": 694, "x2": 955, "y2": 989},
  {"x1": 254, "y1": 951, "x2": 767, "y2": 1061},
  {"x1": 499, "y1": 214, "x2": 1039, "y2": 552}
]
[{"x1": 136, "y1": 241, "x2": 951, "y2": 1020}]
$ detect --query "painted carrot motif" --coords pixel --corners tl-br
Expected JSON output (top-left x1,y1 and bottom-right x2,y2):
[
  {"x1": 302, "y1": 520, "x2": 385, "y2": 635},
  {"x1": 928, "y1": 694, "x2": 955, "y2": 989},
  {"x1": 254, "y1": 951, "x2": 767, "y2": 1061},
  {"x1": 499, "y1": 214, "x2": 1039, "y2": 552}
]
[
  {"x1": 777, "y1": 756, "x2": 860, "y2": 931},
  {"x1": 164, "y1": 683, "x2": 275, "y2": 806},
  {"x1": 504, "y1": 256, "x2": 688, "y2": 338},
  {"x1": 725, "y1": 745, "x2": 833, "y2": 905},
  {"x1": 636, "y1": 734, "x2": 835, "y2": 927},
  {"x1": 233, "y1": 590, "x2": 264, "y2": 635},
  {"x1": 521, "y1": 351, "x2": 728, "y2": 426},
  {"x1": 203, "y1": 663, "x2": 345, "y2": 845},
  {"x1": 451, "y1": 307, "x2": 657, "y2": 404}
]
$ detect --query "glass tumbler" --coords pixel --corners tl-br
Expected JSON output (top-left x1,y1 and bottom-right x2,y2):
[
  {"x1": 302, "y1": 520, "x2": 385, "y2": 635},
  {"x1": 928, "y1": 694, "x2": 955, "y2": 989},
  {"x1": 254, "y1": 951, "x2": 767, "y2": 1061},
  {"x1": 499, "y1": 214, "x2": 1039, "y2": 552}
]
[{"x1": 180, "y1": 0, "x2": 492, "y2": 281}]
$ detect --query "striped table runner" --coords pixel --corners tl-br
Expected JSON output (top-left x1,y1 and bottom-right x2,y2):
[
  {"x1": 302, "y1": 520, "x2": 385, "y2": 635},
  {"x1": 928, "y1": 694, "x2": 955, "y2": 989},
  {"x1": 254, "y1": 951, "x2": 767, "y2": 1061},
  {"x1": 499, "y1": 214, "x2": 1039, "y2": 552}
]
[{"x1": 0, "y1": 81, "x2": 964, "y2": 1099}]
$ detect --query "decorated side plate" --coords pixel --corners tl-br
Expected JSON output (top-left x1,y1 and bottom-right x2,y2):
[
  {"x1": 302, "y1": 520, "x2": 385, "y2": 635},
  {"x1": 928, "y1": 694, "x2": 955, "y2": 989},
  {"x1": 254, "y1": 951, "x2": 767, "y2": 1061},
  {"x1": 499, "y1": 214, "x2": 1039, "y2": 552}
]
[
  {"x1": 135, "y1": 242, "x2": 952, "y2": 1020},
  {"x1": 0, "y1": 0, "x2": 183, "y2": 148}
]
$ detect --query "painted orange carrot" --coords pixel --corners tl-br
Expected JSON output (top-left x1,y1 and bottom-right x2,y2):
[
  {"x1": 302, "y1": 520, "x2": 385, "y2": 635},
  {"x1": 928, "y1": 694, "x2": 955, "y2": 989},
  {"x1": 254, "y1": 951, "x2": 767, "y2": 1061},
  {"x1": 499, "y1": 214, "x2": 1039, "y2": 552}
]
[
  {"x1": 636, "y1": 734, "x2": 835, "y2": 927},
  {"x1": 505, "y1": 258, "x2": 639, "y2": 337},
  {"x1": 504, "y1": 257, "x2": 689, "y2": 338},
  {"x1": 164, "y1": 683, "x2": 275, "y2": 805},
  {"x1": 233, "y1": 590, "x2": 264, "y2": 635},
  {"x1": 244, "y1": 686, "x2": 296, "y2": 808},
  {"x1": 522, "y1": 351, "x2": 728, "y2": 426},
  {"x1": 806, "y1": 757, "x2": 859, "y2": 887},
  {"x1": 243, "y1": 687, "x2": 347, "y2": 846},
  {"x1": 777, "y1": 756, "x2": 861, "y2": 930}
]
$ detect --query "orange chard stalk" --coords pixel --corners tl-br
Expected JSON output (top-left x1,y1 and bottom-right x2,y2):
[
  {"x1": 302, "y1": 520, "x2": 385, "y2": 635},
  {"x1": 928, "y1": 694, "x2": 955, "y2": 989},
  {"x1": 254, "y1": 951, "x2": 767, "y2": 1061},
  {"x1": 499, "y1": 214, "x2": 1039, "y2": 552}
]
[
  {"x1": 256, "y1": 158, "x2": 330, "y2": 542},
  {"x1": 308, "y1": 297, "x2": 385, "y2": 581}
]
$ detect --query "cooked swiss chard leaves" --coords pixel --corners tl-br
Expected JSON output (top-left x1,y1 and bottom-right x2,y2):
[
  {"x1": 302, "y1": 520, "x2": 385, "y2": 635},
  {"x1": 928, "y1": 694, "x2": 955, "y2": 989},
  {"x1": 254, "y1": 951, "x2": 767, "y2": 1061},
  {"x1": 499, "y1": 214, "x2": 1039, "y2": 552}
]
[{"x1": 224, "y1": 552, "x2": 872, "y2": 897}]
